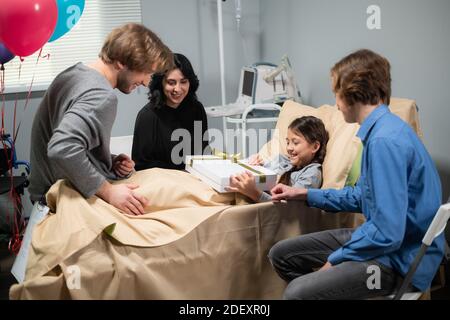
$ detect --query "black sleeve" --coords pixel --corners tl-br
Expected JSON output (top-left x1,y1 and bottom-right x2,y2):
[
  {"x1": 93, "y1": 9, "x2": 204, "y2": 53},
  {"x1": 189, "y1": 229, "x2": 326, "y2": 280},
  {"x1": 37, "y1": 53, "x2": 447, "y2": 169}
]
[
  {"x1": 132, "y1": 106, "x2": 176, "y2": 171},
  {"x1": 198, "y1": 102, "x2": 211, "y2": 155}
]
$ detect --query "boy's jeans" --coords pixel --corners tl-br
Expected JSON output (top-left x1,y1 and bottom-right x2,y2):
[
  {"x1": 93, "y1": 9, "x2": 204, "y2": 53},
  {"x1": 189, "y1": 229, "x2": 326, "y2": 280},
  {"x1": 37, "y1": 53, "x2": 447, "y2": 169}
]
[{"x1": 268, "y1": 228, "x2": 406, "y2": 300}]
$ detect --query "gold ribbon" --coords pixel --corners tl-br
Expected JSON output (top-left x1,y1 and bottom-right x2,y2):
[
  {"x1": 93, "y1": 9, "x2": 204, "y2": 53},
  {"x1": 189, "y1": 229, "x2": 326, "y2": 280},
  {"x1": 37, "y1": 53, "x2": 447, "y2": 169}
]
[
  {"x1": 213, "y1": 149, "x2": 241, "y2": 163},
  {"x1": 235, "y1": 161, "x2": 267, "y2": 183}
]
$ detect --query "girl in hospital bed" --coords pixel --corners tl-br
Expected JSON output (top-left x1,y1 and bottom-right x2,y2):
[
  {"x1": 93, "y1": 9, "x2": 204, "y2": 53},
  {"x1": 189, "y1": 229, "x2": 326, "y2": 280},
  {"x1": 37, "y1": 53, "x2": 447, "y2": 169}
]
[{"x1": 227, "y1": 116, "x2": 329, "y2": 202}]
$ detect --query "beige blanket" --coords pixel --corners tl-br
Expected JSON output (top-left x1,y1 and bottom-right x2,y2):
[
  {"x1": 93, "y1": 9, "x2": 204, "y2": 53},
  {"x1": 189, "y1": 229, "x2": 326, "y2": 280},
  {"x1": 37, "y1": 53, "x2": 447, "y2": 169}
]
[
  {"x1": 10, "y1": 169, "x2": 235, "y2": 297},
  {"x1": 10, "y1": 168, "x2": 357, "y2": 299}
]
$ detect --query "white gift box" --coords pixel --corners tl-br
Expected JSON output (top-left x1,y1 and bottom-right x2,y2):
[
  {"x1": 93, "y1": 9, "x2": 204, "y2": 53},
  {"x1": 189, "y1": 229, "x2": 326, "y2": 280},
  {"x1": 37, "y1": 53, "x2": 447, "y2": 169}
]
[{"x1": 185, "y1": 155, "x2": 278, "y2": 193}]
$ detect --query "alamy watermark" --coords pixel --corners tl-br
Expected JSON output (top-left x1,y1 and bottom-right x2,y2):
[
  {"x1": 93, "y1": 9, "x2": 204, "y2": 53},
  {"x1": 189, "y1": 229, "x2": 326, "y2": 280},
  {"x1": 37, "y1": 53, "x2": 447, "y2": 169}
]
[
  {"x1": 367, "y1": 5, "x2": 381, "y2": 30},
  {"x1": 66, "y1": 265, "x2": 81, "y2": 290},
  {"x1": 366, "y1": 265, "x2": 381, "y2": 290},
  {"x1": 170, "y1": 121, "x2": 281, "y2": 164}
]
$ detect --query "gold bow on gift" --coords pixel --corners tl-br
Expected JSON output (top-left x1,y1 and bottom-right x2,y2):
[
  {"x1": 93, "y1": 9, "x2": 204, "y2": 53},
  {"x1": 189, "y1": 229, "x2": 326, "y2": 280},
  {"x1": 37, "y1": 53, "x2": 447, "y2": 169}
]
[{"x1": 213, "y1": 149, "x2": 241, "y2": 163}]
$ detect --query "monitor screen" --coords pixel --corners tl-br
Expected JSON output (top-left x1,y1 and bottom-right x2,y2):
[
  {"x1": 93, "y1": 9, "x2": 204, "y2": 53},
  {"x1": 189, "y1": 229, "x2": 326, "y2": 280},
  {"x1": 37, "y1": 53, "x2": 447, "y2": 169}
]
[{"x1": 242, "y1": 70, "x2": 254, "y2": 97}]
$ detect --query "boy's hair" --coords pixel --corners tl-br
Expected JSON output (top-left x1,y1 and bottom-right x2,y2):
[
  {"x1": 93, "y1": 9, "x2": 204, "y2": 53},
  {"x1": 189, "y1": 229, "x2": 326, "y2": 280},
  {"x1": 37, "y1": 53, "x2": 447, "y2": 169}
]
[
  {"x1": 279, "y1": 116, "x2": 329, "y2": 186},
  {"x1": 149, "y1": 53, "x2": 200, "y2": 109},
  {"x1": 331, "y1": 49, "x2": 391, "y2": 106},
  {"x1": 99, "y1": 23, "x2": 174, "y2": 74}
]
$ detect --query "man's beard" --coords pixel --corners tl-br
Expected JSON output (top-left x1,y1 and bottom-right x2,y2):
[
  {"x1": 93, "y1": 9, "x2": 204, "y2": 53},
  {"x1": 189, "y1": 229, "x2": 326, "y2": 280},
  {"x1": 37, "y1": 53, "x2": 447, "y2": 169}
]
[{"x1": 116, "y1": 70, "x2": 133, "y2": 94}]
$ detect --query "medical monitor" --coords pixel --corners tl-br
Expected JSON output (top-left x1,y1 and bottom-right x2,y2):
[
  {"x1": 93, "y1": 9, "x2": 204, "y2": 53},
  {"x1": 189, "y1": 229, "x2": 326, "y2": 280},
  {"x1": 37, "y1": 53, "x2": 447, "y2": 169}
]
[
  {"x1": 235, "y1": 67, "x2": 256, "y2": 106},
  {"x1": 242, "y1": 69, "x2": 255, "y2": 98}
]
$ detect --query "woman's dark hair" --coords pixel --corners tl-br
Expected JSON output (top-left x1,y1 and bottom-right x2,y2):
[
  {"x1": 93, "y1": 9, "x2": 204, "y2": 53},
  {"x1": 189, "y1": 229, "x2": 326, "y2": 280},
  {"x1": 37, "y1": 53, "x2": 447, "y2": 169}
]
[
  {"x1": 279, "y1": 116, "x2": 329, "y2": 186},
  {"x1": 148, "y1": 53, "x2": 200, "y2": 108}
]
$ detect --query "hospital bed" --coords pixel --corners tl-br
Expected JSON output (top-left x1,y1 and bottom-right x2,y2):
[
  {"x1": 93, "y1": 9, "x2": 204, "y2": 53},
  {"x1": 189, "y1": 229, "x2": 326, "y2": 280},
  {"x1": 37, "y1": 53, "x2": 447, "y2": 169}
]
[{"x1": 9, "y1": 98, "x2": 422, "y2": 299}]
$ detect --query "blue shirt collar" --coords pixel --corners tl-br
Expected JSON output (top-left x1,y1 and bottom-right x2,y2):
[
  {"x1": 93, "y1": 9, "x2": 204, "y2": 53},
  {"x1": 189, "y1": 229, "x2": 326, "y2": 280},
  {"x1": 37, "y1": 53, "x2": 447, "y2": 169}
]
[{"x1": 357, "y1": 104, "x2": 390, "y2": 142}]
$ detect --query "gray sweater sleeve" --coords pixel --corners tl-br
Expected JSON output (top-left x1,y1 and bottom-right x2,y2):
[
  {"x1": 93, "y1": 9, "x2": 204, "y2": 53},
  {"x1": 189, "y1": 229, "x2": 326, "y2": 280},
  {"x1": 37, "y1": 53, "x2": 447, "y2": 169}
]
[{"x1": 47, "y1": 90, "x2": 117, "y2": 198}]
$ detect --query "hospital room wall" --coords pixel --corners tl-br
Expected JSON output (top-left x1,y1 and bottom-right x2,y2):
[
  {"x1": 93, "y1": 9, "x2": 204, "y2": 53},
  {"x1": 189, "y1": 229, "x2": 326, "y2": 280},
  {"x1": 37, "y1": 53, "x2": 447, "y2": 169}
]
[
  {"x1": 260, "y1": 0, "x2": 450, "y2": 201},
  {"x1": 141, "y1": 0, "x2": 263, "y2": 152}
]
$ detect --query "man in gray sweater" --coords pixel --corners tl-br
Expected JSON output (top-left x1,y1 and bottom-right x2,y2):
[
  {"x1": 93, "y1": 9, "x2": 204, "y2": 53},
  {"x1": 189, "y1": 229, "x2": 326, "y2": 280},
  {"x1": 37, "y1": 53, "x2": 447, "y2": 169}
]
[{"x1": 29, "y1": 23, "x2": 174, "y2": 216}]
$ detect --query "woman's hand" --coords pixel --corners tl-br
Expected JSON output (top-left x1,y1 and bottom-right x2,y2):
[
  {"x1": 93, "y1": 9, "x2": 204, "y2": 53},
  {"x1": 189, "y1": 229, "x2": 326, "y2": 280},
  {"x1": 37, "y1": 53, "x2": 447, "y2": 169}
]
[
  {"x1": 113, "y1": 154, "x2": 135, "y2": 177},
  {"x1": 226, "y1": 171, "x2": 262, "y2": 202}
]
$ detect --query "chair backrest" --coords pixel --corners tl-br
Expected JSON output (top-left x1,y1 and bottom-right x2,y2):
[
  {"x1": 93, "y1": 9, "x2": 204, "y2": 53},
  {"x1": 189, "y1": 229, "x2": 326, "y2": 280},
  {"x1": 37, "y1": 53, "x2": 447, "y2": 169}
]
[
  {"x1": 393, "y1": 202, "x2": 450, "y2": 300},
  {"x1": 423, "y1": 203, "x2": 450, "y2": 246}
]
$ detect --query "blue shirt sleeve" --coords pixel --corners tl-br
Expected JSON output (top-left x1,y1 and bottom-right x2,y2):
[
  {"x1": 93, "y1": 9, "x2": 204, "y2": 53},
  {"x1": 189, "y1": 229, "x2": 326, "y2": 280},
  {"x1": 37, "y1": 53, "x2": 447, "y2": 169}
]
[
  {"x1": 328, "y1": 138, "x2": 409, "y2": 265},
  {"x1": 307, "y1": 186, "x2": 362, "y2": 213}
]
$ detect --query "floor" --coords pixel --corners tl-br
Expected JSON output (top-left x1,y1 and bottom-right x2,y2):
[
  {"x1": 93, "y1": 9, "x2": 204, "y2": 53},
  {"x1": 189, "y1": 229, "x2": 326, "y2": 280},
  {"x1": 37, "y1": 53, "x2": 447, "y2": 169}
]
[{"x1": 1, "y1": 242, "x2": 449, "y2": 300}]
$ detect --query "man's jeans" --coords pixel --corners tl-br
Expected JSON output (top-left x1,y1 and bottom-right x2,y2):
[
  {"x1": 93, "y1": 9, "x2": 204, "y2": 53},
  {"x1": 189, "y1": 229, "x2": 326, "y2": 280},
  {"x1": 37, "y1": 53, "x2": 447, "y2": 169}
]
[{"x1": 268, "y1": 228, "x2": 403, "y2": 300}]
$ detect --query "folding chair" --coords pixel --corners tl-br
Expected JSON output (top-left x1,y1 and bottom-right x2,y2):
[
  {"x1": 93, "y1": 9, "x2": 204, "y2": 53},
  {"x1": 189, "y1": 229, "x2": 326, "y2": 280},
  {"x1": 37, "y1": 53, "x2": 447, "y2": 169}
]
[{"x1": 392, "y1": 202, "x2": 450, "y2": 300}]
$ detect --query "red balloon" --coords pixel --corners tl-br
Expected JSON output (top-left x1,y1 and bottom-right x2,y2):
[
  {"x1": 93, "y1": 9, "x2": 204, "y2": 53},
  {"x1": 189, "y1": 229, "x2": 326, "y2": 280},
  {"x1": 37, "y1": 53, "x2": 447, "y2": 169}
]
[{"x1": 0, "y1": 0, "x2": 58, "y2": 57}]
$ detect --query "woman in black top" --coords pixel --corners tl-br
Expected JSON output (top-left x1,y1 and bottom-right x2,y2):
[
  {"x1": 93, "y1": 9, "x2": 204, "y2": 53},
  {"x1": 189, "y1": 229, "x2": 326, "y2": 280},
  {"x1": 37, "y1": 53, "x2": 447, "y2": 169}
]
[{"x1": 132, "y1": 53, "x2": 209, "y2": 171}]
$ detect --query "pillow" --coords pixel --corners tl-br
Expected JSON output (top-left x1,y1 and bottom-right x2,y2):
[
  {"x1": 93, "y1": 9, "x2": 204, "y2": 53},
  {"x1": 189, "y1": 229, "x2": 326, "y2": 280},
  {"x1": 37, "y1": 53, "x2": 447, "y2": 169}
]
[
  {"x1": 345, "y1": 142, "x2": 363, "y2": 187},
  {"x1": 259, "y1": 101, "x2": 360, "y2": 189},
  {"x1": 258, "y1": 98, "x2": 420, "y2": 190}
]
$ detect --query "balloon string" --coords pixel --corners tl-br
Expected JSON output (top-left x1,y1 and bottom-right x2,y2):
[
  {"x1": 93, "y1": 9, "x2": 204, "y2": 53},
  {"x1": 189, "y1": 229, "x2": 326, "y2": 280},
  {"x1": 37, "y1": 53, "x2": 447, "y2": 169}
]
[
  {"x1": 8, "y1": 184, "x2": 25, "y2": 255},
  {"x1": 1, "y1": 67, "x2": 6, "y2": 150},
  {"x1": 14, "y1": 47, "x2": 44, "y2": 143},
  {"x1": 2, "y1": 47, "x2": 47, "y2": 255},
  {"x1": 0, "y1": 66, "x2": 21, "y2": 254},
  {"x1": 0, "y1": 64, "x2": 4, "y2": 93},
  {"x1": 1, "y1": 66, "x2": 5, "y2": 130},
  {"x1": 11, "y1": 61, "x2": 22, "y2": 147},
  {"x1": 24, "y1": 47, "x2": 43, "y2": 110},
  {"x1": 1, "y1": 67, "x2": 11, "y2": 176}
]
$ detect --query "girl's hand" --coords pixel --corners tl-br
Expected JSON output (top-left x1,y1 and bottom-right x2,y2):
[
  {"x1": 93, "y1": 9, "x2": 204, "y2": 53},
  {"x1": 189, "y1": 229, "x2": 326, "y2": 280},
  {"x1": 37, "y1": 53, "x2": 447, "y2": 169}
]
[
  {"x1": 226, "y1": 171, "x2": 262, "y2": 201},
  {"x1": 248, "y1": 154, "x2": 264, "y2": 166}
]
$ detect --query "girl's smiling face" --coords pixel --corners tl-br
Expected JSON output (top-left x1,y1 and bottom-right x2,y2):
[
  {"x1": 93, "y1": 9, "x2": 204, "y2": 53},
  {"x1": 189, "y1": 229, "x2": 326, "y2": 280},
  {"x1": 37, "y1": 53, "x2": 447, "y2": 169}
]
[{"x1": 286, "y1": 128, "x2": 320, "y2": 168}]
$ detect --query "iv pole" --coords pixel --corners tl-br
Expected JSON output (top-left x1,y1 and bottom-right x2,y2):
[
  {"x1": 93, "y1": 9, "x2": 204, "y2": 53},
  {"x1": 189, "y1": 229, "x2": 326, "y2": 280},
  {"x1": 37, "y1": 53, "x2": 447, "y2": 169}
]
[
  {"x1": 217, "y1": 0, "x2": 226, "y2": 106},
  {"x1": 217, "y1": 0, "x2": 228, "y2": 149},
  {"x1": 217, "y1": 0, "x2": 242, "y2": 152}
]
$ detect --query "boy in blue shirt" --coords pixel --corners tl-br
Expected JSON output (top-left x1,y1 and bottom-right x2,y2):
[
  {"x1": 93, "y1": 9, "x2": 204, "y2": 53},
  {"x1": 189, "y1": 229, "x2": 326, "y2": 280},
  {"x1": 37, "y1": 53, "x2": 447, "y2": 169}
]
[{"x1": 269, "y1": 49, "x2": 444, "y2": 299}]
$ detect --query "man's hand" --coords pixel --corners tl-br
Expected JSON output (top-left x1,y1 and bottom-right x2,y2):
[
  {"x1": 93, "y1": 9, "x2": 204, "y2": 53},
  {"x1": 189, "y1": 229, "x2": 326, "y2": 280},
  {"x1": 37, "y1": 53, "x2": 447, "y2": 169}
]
[
  {"x1": 113, "y1": 154, "x2": 135, "y2": 178},
  {"x1": 225, "y1": 171, "x2": 262, "y2": 202},
  {"x1": 270, "y1": 184, "x2": 308, "y2": 202},
  {"x1": 319, "y1": 261, "x2": 333, "y2": 272},
  {"x1": 96, "y1": 181, "x2": 148, "y2": 216},
  {"x1": 247, "y1": 154, "x2": 264, "y2": 166}
]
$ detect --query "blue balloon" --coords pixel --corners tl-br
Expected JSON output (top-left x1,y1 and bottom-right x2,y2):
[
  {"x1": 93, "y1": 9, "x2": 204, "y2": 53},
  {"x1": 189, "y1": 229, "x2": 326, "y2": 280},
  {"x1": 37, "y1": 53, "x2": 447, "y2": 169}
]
[
  {"x1": 0, "y1": 42, "x2": 15, "y2": 65},
  {"x1": 49, "y1": 0, "x2": 85, "y2": 42}
]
